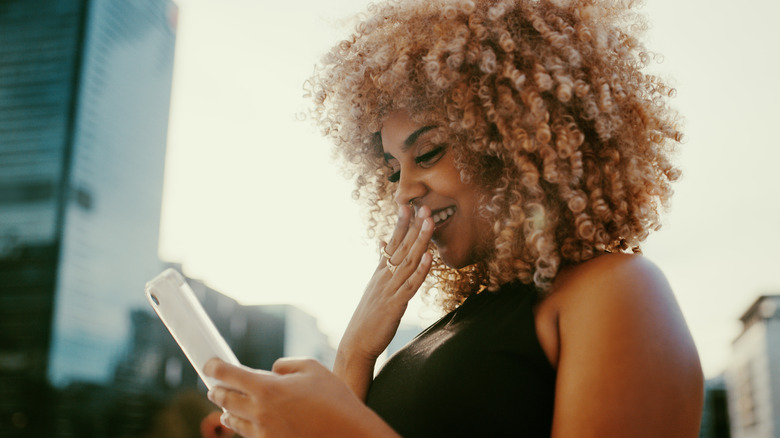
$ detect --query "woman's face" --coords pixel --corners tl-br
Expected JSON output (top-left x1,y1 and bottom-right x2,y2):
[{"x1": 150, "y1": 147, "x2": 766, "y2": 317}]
[{"x1": 381, "y1": 111, "x2": 492, "y2": 269}]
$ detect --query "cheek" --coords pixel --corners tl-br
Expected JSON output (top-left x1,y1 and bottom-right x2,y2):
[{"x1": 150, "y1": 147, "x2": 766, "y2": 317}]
[
  {"x1": 461, "y1": 190, "x2": 492, "y2": 250},
  {"x1": 442, "y1": 172, "x2": 473, "y2": 199}
]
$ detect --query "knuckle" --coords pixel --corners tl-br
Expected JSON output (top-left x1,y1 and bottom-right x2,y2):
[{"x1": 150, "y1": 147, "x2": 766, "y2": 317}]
[
  {"x1": 211, "y1": 388, "x2": 225, "y2": 406},
  {"x1": 398, "y1": 257, "x2": 411, "y2": 271}
]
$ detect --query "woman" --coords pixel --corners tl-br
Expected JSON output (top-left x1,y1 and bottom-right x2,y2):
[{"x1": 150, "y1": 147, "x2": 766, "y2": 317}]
[{"x1": 204, "y1": 0, "x2": 704, "y2": 436}]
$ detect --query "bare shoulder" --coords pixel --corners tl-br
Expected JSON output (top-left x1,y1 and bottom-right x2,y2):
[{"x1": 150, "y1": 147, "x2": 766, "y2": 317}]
[
  {"x1": 535, "y1": 253, "x2": 676, "y2": 363},
  {"x1": 554, "y1": 254, "x2": 700, "y2": 361},
  {"x1": 538, "y1": 253, "x2": 704, "y2": 437},
  {"x1": 539, "y1": 253, "x2": 688, "y2": 324},
  {"x1": 555, "y1": 251, "x2": 669, "y2": 296}
]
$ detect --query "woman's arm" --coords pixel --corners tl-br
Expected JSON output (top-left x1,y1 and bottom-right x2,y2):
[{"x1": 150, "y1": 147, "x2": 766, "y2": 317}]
[
  {"x1": 333, "y1": 205, "x2": 433, "y2": 400},
  {"x1": 202, "y1": 206, "x2": 434, "y2": 437},
  {"x1": 549, "y1": 253, "x2": 704, "y2": 437}
]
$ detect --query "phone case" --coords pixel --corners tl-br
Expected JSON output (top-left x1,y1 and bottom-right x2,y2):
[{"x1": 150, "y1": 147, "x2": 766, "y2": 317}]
[{"x1": 145, "y1": 268, "x2": 241, "y2": 389}]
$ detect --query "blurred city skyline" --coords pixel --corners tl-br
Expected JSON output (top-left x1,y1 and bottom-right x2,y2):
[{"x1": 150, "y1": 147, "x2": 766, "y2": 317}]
[{"x1": 158, "y1": 0, "x2": 780, "y2": 379}]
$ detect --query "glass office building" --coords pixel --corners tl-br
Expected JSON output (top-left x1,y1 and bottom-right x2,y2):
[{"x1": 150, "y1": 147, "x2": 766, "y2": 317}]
[{"x1": 0, "y1": 0, "x2": 177, "y2": 436}]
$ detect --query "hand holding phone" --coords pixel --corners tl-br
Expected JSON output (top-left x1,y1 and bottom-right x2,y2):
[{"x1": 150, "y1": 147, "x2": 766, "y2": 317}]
[{"x1": 145, "y1": 268, "x2": 241, "y2": 390}]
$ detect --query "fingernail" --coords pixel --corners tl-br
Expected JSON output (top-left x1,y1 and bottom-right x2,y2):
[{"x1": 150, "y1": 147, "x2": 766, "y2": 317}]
[
  {"x1": 399, "y1": 206, "x2": 406, "y2": 219},
  {"x1": 207, "y1": 389, "x2": 214, "y2": 402},
  {"x1": 422, "y1": 218, "x2": 432, "y2": 231},
  {"x1": 221, "y1": 412, "x2": 230, "y2": 427}
]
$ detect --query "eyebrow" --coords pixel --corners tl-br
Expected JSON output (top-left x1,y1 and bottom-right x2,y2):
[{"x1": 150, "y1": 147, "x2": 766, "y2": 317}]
[{"x1": 382, "y1": 125, "x2": 436, "y2": 161}]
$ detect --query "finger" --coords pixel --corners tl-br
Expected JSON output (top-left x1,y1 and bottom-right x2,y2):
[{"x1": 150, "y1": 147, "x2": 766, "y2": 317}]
[
  {"x1": 211, "y1": 391, "x2": 262, "y2": 430},
  {"x1": 204, "y1": 358, "x2": 275, "y2": 390},
  {"x1": 221, "y1": 411, "x2": 260, "y2": 438},
  {"x1": 271, "y1": 357, "x2": 320, "y2": 375},
  {"x1": 409, "y1": 215, "x2": 434, "y2": 260},
  {"x1": 383, "y1": 204, "x2": 412, "y2": 257},
  {"x1": 378, "y1": 241, "x2": 392, "y2": 264},
  {"x1": 388, "y1": 212, "x2": 434, "y2": 291},
  {"x1": 208, "y1": 385, "x2": 252, "y2": 412},
  {"x1": 390, "y1": 206, "x2": 431, "y2": 266},
  {"x1": 397, "y1": 251, "x2": 433, "y2": 300},
  {"x1": 390, "y1": 206, "x2": 431, "y2": 273}
]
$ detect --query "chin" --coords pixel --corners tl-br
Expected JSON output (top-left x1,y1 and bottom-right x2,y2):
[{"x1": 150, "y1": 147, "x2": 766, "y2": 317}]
[
  {"x1": 437, "y1": 249, "x2": 468, "y2": 270},
  {"x1": 437, "y1": 242, "x2": 486, "y2": 270}
]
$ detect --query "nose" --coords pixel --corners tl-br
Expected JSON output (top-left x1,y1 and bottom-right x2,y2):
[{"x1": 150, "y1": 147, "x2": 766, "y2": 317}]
[{"x1": 394, "y1": 167, "x2": 427, "y2": 208}]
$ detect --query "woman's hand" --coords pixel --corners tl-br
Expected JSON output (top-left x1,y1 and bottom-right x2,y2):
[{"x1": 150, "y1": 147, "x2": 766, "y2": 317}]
[
  {"x1": 334, "y1": 204, "x2": 434, "y2": 399},
  {"x1": 204, "y1": 357, "x2": 399, "y2": 438}
]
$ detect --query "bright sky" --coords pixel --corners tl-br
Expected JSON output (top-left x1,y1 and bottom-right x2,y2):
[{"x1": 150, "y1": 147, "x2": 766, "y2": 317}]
[{"x1": 159, "y1": 0, "x2": 780, "y2": 378}]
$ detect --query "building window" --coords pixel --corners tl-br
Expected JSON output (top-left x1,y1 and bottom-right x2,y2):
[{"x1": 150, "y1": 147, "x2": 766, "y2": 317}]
[
  {"x1": 0, "y1": 181, "x2": 54, "y2": 204},
  {"x1": 73, "y1": 187, "x2": 92, "y2": 210}
]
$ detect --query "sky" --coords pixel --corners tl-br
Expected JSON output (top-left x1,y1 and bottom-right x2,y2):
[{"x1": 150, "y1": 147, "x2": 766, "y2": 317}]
[{"x1": 158, "y1": 0, "x2": 780, "y2": 378}]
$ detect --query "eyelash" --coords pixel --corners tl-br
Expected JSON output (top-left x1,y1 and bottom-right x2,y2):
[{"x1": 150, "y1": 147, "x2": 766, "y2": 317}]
[{"x1": 387, "y1": 146, "x2": 445, "y2": 183}]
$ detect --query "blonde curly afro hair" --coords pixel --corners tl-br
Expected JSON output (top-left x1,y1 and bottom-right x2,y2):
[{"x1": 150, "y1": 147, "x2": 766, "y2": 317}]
[{"x1": 309, "y1": 0, "x2": 682, "y2": 311}]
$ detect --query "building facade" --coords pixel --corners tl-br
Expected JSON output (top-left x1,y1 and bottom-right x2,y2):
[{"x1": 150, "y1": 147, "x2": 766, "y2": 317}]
[
  {"x1": 1, "y1": 2, "x2": 337, "y2": 436},
  {"x1": 727, "y1": 295, "x2": 780, "y2": 438},
  {"x1": 0, "y1": 0, "x2": 177, "y2": 436}
]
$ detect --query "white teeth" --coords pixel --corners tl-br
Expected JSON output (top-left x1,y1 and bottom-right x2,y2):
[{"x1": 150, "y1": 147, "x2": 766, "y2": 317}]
[{"x1": 433, "y1": 207, "x2": 456, "y2": 224}]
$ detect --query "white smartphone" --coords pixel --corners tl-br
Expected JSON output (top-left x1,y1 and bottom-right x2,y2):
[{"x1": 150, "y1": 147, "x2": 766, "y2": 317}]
[{"x1": 144, "y1": 268, "x2": 241, "y2": 390}]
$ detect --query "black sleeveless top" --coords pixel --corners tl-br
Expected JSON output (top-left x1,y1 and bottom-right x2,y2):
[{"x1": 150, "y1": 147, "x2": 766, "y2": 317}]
[{"x1": 366, "y1": 282, "x2": 556, "y2": 437}]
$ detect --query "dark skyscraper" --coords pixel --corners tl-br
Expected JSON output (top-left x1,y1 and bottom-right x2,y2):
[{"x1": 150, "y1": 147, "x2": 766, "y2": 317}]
[{"x1": 0, "y1": 0, "x2": 177, "y2": 435}]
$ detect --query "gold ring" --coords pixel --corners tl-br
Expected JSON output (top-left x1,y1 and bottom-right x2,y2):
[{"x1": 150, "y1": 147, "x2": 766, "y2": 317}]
[
  {"x1": 386, "y1": 259, "x2": 398, "y2": 273},
  {"x1": 380, "y1": 246, "x2": 393, "y2": 260}
]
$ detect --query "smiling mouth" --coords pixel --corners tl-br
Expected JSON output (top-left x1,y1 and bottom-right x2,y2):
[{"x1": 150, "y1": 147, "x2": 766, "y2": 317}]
[{"x1": 431, "y1": 206, "x2": 456, "y2": 225}]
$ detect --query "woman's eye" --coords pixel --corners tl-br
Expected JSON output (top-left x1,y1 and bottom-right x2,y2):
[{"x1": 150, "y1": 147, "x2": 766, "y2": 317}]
[
  {"x1": 385, "y1": 146, "x2": 445, "y2": 183},
  {"x1": 415, "y1": 146, "x2": 445, "y2": 167}
]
